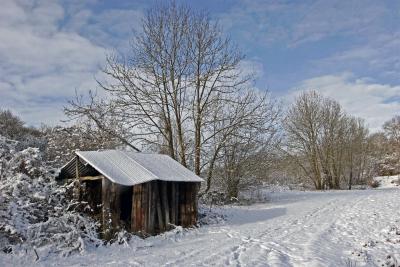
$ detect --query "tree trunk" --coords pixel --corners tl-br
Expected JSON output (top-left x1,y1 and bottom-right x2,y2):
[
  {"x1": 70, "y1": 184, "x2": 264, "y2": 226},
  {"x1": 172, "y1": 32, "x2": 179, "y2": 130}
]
[
  {"x1": 194, "y1": 119, "x2": 201, "y2": 175},
  {"x1": 348, "y1": 169, "x2": 353, "y2": 190}
]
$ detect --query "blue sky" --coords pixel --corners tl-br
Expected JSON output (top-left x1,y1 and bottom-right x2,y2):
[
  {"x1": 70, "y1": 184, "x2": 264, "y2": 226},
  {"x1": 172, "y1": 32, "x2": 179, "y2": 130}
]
[{"x1": 1, "y1": 0, "x2": 400, "y2": 131}]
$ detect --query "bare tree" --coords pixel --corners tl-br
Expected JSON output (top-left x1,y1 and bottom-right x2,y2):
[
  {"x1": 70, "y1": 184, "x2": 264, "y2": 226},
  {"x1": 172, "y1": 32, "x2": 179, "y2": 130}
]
[
  {"x1": 318, "y1": 98, "x2": 346, "y2": 189},
  {"x1": 42, "y1": 119, "x2": 121, "y2": 166},
  {"x1": 0, "y1": 109, "x2": 41, "y2": 140},
  {"x1": 343, "y1": 117, "x2": 370, "y2": 189},
  {"x1": 283, "y1": 91, "x2": 325, "y2": 189},
  {"x1": 202, "y1": 91, "x2": 281, "y2": 195},
  {"x1": 383, "y1": 115, "x2": 400, "y2": 146},
  {"x1": 283, "y1": 91, "x2": 372, "y2": 190},
  {"x1": 64, "y1": 1, "x2": 279, "y2": 192},
  {"x1": 188, "y1": 11, "x2": 247, "y2": 175}
]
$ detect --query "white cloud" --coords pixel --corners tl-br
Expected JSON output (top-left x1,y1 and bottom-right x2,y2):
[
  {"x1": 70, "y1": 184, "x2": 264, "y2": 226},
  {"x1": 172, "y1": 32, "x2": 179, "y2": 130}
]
[
  {"x1": 239, "y1": 59, "x2": 265, "y2": 81},
  {"x1": 65, "y1": 8, "x2": 143, "y2": 51},
  {"x1": 217, "y1": 0, "x2": 293, "y2": 46},
  {"x1": 1, "y1": 0, "x2": 397, "y2": 131},
  {"x1": 218, "y1": 0, "x2": 400, "y2": 94},
  {"x1": 291, "y1": 0, "x2": 387, "y2": 46},
  {"x1": 289, "y1": 73, "x2": 400, "y2": 132},
  {"x1": 218, "y1": 0, "x2": 392, "y2": 48},
  {"x1": 0, "y1": 0, "x2": 143, "y2": 126},
  {"x1": 317, "y1": 31, "x2": 400, "y2": 79}
]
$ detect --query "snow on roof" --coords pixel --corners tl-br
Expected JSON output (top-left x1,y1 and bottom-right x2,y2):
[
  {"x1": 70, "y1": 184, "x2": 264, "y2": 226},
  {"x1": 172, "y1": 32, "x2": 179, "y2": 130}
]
[{"x1": 75, "y1": 150, "x2": 204, "y2": 186}]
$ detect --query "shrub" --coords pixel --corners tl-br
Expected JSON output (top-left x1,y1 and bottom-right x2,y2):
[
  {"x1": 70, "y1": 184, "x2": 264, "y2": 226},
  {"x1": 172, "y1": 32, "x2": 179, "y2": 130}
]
[
  {"x1": 0, "y1": 135, "x2": 101, "y2": 257},
  {"x1": 368, "y1": 179, "x2": 380, "y2": 188}
]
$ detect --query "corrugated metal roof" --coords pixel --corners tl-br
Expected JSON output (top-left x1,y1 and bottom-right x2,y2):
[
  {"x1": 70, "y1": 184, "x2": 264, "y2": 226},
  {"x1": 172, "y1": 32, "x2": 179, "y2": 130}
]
[{"x1": 74, "y1": 150, "x2": 204, "y2": 186}]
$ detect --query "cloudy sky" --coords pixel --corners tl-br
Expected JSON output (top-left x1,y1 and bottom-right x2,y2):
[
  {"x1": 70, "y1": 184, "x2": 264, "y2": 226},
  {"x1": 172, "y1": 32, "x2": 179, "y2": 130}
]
[{"x1": 1, "y1": 0, "x2": 399, "y2": 131}]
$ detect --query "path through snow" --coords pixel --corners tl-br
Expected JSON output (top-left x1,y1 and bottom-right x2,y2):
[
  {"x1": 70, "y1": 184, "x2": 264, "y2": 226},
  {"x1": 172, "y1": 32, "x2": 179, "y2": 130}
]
[{"x1": 2, "y1": 188, "x2": 400, "y2": 266}]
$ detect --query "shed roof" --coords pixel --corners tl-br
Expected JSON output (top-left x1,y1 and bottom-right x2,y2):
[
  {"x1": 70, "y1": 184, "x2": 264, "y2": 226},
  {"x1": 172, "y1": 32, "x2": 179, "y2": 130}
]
[{"x1": 63, "y1": 150, "x2": 203, "y2": 186}]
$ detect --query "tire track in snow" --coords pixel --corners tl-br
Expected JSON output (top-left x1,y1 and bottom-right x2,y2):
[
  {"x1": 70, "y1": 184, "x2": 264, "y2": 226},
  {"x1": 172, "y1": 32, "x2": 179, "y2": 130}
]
[
  {"x1": 141, "y1": 192, "x2": 371, "y2": 266},
  {"x1": 240, "y1": 199, "x2": 342, "y2": 266},
  {"x1": 141, "y1": 190, "x2": 395, "y2": 266},
  {"x1": 197, "y1": 198, "x2": 343, "y2": 266},
  {"x1": 224, "y1": 194, "x2": 372, "y2": 266},
  {"x1": 250, "y1": 191, "x2": 383, "y2": 266}
]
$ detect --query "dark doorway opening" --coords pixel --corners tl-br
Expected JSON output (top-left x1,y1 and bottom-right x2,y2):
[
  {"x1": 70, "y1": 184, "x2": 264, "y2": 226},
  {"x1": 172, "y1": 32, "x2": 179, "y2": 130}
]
[{"x1": 120, "y1": 185, "x2": 133, "y2": 229}]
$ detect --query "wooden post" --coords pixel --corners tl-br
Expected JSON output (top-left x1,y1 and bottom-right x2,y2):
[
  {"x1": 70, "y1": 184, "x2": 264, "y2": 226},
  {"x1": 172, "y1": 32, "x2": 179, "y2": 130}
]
[
  {"x1": 131, "y1": 185, "x2": 136, "y2": 232},
  {"x1": 161, "y1": 181, "x2": 170, "y2": 229},
  {"x1": 176, "y1": 183, "x2": 181, "y2": 225},
  {"x1": 73, "y1": 155, "x2": 81, "y2": 200},
  {"x1": 186, "y1": 183, "x2": 191, "y2": 227},
  {"x1": 142, "y1": 183, "x2": 148, "y2": 235},
  {"x1": 180, "y1": 183, "x2": 186, "y2": 227},
  {"x1": 188, "y1": 184, "x2": 192, "y2": 226},
  {"x1": 171, "y1": 183, "x2": 176, "y2": 225},
  {"x1": 131, "y1": 184, "x2": 145, "y2": 234},
  {"x1": 147, "y1": 181, "x2": 156, "y2": 235},
  {"x1": 154, "y1": 181, "x2": 165, "y2": 232},
  {"x1": 102, "y1": 178, "x2": 112, "y2": 240},
  {"x1": 102, "y1": 180, "x2": 122, "y2": 240}
]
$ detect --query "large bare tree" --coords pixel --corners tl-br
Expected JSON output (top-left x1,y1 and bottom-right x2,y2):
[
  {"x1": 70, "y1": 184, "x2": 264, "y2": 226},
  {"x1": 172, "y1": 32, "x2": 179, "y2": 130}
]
[{"x1": 65, "y1": 1, "x2": 279, "y2": 193}]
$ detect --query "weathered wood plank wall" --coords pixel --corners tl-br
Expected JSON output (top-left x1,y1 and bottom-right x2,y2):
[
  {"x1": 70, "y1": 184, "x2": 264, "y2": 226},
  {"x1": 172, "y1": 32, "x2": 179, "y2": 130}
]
[
  {"x1": 102, "y1": 179, "x2": 125, "y2": 239},
  {"x1": 81, "y1": 176, "x2": 200, "y2": 238},
  {"x1": 130, "y1": 181, "x2": 199, "y2": 236}
]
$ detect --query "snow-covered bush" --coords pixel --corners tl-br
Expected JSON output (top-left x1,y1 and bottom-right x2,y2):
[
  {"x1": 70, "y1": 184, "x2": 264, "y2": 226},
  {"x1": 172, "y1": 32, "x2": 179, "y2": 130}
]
[
  {"x1": 375, "y1": 153, "x2": 400, "y2": 176},
  {"x1": 0, "y1": 136, "x2": 101, "y2": 257}
]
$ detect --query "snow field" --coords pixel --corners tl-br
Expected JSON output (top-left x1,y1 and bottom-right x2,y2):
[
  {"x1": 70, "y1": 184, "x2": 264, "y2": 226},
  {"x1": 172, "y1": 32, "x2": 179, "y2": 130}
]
[{"x1": 2, "y1": 186, "x2": 399, "y2": 266}]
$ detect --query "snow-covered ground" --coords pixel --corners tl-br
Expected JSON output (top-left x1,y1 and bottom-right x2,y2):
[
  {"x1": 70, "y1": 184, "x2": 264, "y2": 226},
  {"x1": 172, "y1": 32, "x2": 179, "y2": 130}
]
[
  {"x1": 374, "y1": 174, "x2": 400, "y2": 188},
  {"x1": 2, "y1": 184, "x2": 400, "y2": 266}
]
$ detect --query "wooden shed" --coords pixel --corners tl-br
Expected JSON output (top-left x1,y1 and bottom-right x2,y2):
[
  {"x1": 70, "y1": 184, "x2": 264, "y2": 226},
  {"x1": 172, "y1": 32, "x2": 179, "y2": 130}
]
[{"x1": 58, "y1": 150, "x2": 203, "y2": 239}]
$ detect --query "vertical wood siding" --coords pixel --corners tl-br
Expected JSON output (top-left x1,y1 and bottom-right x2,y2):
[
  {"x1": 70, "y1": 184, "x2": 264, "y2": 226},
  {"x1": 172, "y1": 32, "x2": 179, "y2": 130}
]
[{"x1": 129, "y1": 181, "x2": 199, "y2": 236}]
